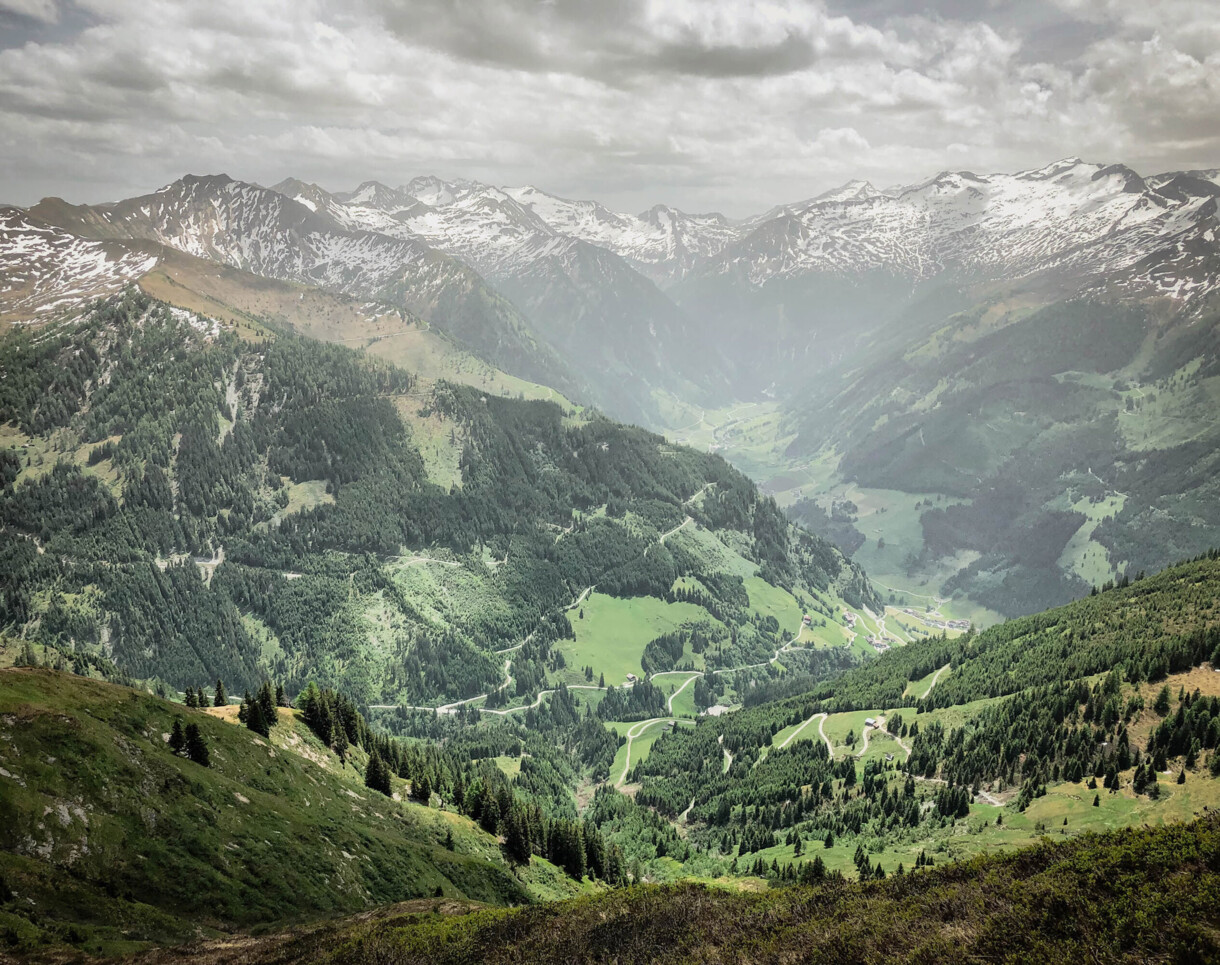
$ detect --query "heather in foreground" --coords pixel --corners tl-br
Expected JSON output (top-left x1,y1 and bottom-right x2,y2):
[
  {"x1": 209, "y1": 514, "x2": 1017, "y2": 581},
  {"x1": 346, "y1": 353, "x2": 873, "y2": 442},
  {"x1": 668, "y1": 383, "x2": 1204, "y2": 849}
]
[{"x1": 117, "y1": 816, "x2": 1220, "y2": 965}]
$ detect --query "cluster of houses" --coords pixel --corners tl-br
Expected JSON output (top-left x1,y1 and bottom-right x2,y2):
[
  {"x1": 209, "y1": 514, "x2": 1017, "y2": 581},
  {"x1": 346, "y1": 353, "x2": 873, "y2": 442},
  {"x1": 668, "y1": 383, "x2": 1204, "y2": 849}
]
[
  {"x1": 865, "y1": 634, "x2": 891, "y2": 653},
  {"x1": 899, "y1": 607, "x2": 970, "y2": 632}
]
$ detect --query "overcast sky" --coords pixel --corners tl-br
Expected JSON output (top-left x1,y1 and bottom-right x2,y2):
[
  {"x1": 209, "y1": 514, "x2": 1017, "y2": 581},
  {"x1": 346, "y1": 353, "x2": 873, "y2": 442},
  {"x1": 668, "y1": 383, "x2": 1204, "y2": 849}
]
[{"x1": 1, "y1": 0, "x2": 1217, "y2": 216}]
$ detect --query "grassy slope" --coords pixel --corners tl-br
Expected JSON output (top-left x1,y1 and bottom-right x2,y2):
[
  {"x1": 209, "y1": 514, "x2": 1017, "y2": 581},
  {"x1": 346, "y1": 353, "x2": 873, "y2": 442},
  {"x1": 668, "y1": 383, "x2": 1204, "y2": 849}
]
[
  {"x1": 138, "y1": 253, "x2": 573, "y2": 407},
  {"x1": 562, "y1": 594, "x2": 714, "y2": 686},
  {"x1": 117, "y1": 816, "x2": 1220, "y2": 965},
  {"x1": 0, "y1": 670, "x2": 575, "y2": 957}
]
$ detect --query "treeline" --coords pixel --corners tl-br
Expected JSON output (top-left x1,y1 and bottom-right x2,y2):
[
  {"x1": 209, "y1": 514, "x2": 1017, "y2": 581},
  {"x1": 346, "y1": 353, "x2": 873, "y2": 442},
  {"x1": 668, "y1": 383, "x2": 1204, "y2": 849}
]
[{"x1": 294, "y1": 683, "x2": 622, "y2": 882}]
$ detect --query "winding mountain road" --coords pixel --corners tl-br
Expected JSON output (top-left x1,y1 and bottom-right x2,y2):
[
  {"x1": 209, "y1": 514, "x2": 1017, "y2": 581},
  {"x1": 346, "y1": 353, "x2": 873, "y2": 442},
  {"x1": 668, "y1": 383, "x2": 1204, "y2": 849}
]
[
  {"x1": 921, "y1": 664, "x2": 950, "y2": 699},
  {"x1": 778, "y1": 712, "x2": 828, "y2": 751},
  {"x1": 666, "y1": 673, "x2": 699, "y2": 713},
  {"x1": 366, "y1": 483, "x2": 837, "y2": 725},
  {"x1": 616, "y1": 717, "x2": 683, "y2": 786}
]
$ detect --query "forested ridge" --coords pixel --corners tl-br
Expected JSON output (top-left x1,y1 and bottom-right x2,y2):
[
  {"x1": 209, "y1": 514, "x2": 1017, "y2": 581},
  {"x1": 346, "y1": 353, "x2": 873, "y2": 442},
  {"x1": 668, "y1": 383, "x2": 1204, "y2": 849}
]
[
  {"x1": 623, "y1": 552, "x2": 1220, "y2": 873},
  {"x1": 0, "y1": 289, "x2": 873, "y2": 706}
]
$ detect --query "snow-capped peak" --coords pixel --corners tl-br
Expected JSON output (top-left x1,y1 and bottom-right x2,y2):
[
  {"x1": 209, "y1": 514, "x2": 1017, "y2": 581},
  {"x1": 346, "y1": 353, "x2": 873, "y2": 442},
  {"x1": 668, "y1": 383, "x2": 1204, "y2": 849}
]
[
  {"x1": 337, "y1": 180, "x2": 419, "y2": 210},
  {"x1": 401, "y1": 176, "x2": 484, "y2": 207},
  {"x1": 813, "y1": 179, "x2": 879, "y2": 204}
]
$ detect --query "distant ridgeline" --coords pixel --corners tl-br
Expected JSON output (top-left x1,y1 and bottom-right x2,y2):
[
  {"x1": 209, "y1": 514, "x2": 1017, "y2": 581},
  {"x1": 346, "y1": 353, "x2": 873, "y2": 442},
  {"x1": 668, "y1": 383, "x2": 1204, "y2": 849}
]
[{"x1": 0, "y1": 289, "x2": 874, "y2": 705}]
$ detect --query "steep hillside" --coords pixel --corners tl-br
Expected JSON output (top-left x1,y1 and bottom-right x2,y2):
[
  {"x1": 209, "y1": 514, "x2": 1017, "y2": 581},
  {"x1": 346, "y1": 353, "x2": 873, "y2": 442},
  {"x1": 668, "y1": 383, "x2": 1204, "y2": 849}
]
[
  {"x1": 265, "y1": 178, "x2": 731, "y2": 425},
  {"x1": 0, "y1": 289, "x2": 873, "y2": 709},
  {"x1": 0, "y1": 208, "x2": 158, "y2": 323},
  {"x1": 115, "y1": 817, "x2": 1220, "y2": 964},
  {"x1": 776, "y1": 287, "x2": 1220, "y2": 617},
  {"x1": 26, "y1": 177, "x2": 583, "y2": 403},
  {"x1": 133, "y1": 239, "x2": 581, "y2": 405},
  {"x1": 0, "y1": 668, "x2": 558, "y2": 956},
  {"x1": 621, "y1": 553, "x2": 1220, "y2": 884}
]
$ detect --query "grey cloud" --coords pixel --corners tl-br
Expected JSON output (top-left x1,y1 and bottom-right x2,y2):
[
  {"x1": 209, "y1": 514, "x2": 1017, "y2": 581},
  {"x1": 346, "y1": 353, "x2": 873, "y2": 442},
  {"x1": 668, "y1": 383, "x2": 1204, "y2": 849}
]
[
  {"x1": 372, "y1": 0, "x2": 830, "y2": 81},
  {"x1": 0, "y1": 0, "x2": 58, "y2": 24},
  {"x1": 0, "y1": 0, "x2": 1216, "y2": 215},
  {"x1": 649, "y1": 32, "x2": 817, "y2": 79}
]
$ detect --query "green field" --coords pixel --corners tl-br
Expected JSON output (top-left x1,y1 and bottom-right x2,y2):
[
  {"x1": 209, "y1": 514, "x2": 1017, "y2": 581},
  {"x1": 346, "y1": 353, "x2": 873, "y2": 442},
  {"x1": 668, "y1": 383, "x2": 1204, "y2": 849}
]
[
  {"x1": 561, "y1": 593, "x2": 720, "y2": 685},
  {"x1": 770, "y1": 712, "x2": 825, "y2": 751},
  {"x1": 1054, "y1": 490, "x2": 1128, "y2": 587},
  {"x1": 743, "y1": 577, "x2": 805, "y2": 634},
  {"x1": 661, "y1": 672, "x2": 702, "y2": 717},
  {"x1": 903, "y1": 663, "x2": 950, "y2": 698},
  {"x1": 751, "y1": 762, "x2": 1220, "y2": 883},
  {"x1": 821, "y1": 709, "x2": 884, "y2": 755}
]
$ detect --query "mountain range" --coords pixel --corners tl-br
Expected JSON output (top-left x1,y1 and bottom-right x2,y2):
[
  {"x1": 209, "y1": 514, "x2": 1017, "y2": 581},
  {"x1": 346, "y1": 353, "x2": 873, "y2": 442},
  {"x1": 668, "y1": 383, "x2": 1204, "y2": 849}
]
[{"x1": 3, "y1": 157, "x2": 1220, "y2": 616}]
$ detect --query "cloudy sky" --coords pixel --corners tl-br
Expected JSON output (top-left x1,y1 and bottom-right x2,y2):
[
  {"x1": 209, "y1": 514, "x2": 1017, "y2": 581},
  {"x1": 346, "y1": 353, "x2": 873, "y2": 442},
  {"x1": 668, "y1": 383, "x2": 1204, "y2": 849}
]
[{"x1": 0, "y1": 0, "x2": 1217, "y2": 215}]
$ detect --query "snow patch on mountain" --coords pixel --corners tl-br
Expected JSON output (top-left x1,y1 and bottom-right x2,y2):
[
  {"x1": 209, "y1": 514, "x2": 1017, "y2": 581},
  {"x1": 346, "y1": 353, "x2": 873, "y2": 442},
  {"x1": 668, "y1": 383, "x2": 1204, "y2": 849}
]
[
  {"x1": 0, "y1": 208, "x2": 157, "y2": 320},
  {"x1": 691, "y1": 158, "x2": 1220, "y2": 303}
]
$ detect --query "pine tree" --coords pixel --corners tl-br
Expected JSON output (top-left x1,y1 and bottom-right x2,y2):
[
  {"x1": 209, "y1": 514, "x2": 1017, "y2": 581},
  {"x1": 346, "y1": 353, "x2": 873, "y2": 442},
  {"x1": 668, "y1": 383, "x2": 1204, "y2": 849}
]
[
  {"x1": 503, "y1": 806, "x2": 532, "y2": 865},
  {"x1": 246, "y1": 699, "x2": 270, "y2": 738},
  {"x1": 184, "y1": 723, "x2": 210, "y2": 766},
  {"x1": 824, "y1": 830, "x2": 834, "y2": 849},
  {"x1": 275, "y1": 683, "x2": 288, "y2": 707},
  {"x1": 184, "y1": 689, "x2": 197, "y2": 709},
  {"x1": 365, "y1": 750, "x2": 392, "y2": 796},
  {"x1": 444, "y1": 828, "x2": 454, "y2": 851},
  {"x1": 213, "y1": 679, "x2": 227, "y2": 707},
  {"x1": 257, "y1": 681, "x2": 276, "y2": 730},
  {"x1": 169, "y1": 719, "x2": 186, "y2": 755}
]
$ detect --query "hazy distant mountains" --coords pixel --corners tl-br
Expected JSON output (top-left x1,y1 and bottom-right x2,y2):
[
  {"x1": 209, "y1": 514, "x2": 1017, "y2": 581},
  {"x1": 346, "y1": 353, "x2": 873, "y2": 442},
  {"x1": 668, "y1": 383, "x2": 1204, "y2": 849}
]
[{"x1": 5, "y1": 158, "x2": 1216, "y2": 417}]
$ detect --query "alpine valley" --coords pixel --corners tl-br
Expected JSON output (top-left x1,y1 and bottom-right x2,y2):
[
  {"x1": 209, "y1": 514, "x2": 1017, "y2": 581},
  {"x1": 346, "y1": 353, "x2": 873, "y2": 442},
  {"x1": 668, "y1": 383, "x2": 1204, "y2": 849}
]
[{"x1": 3, "y1": 157, "x2": 1220, "y2": 963}]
